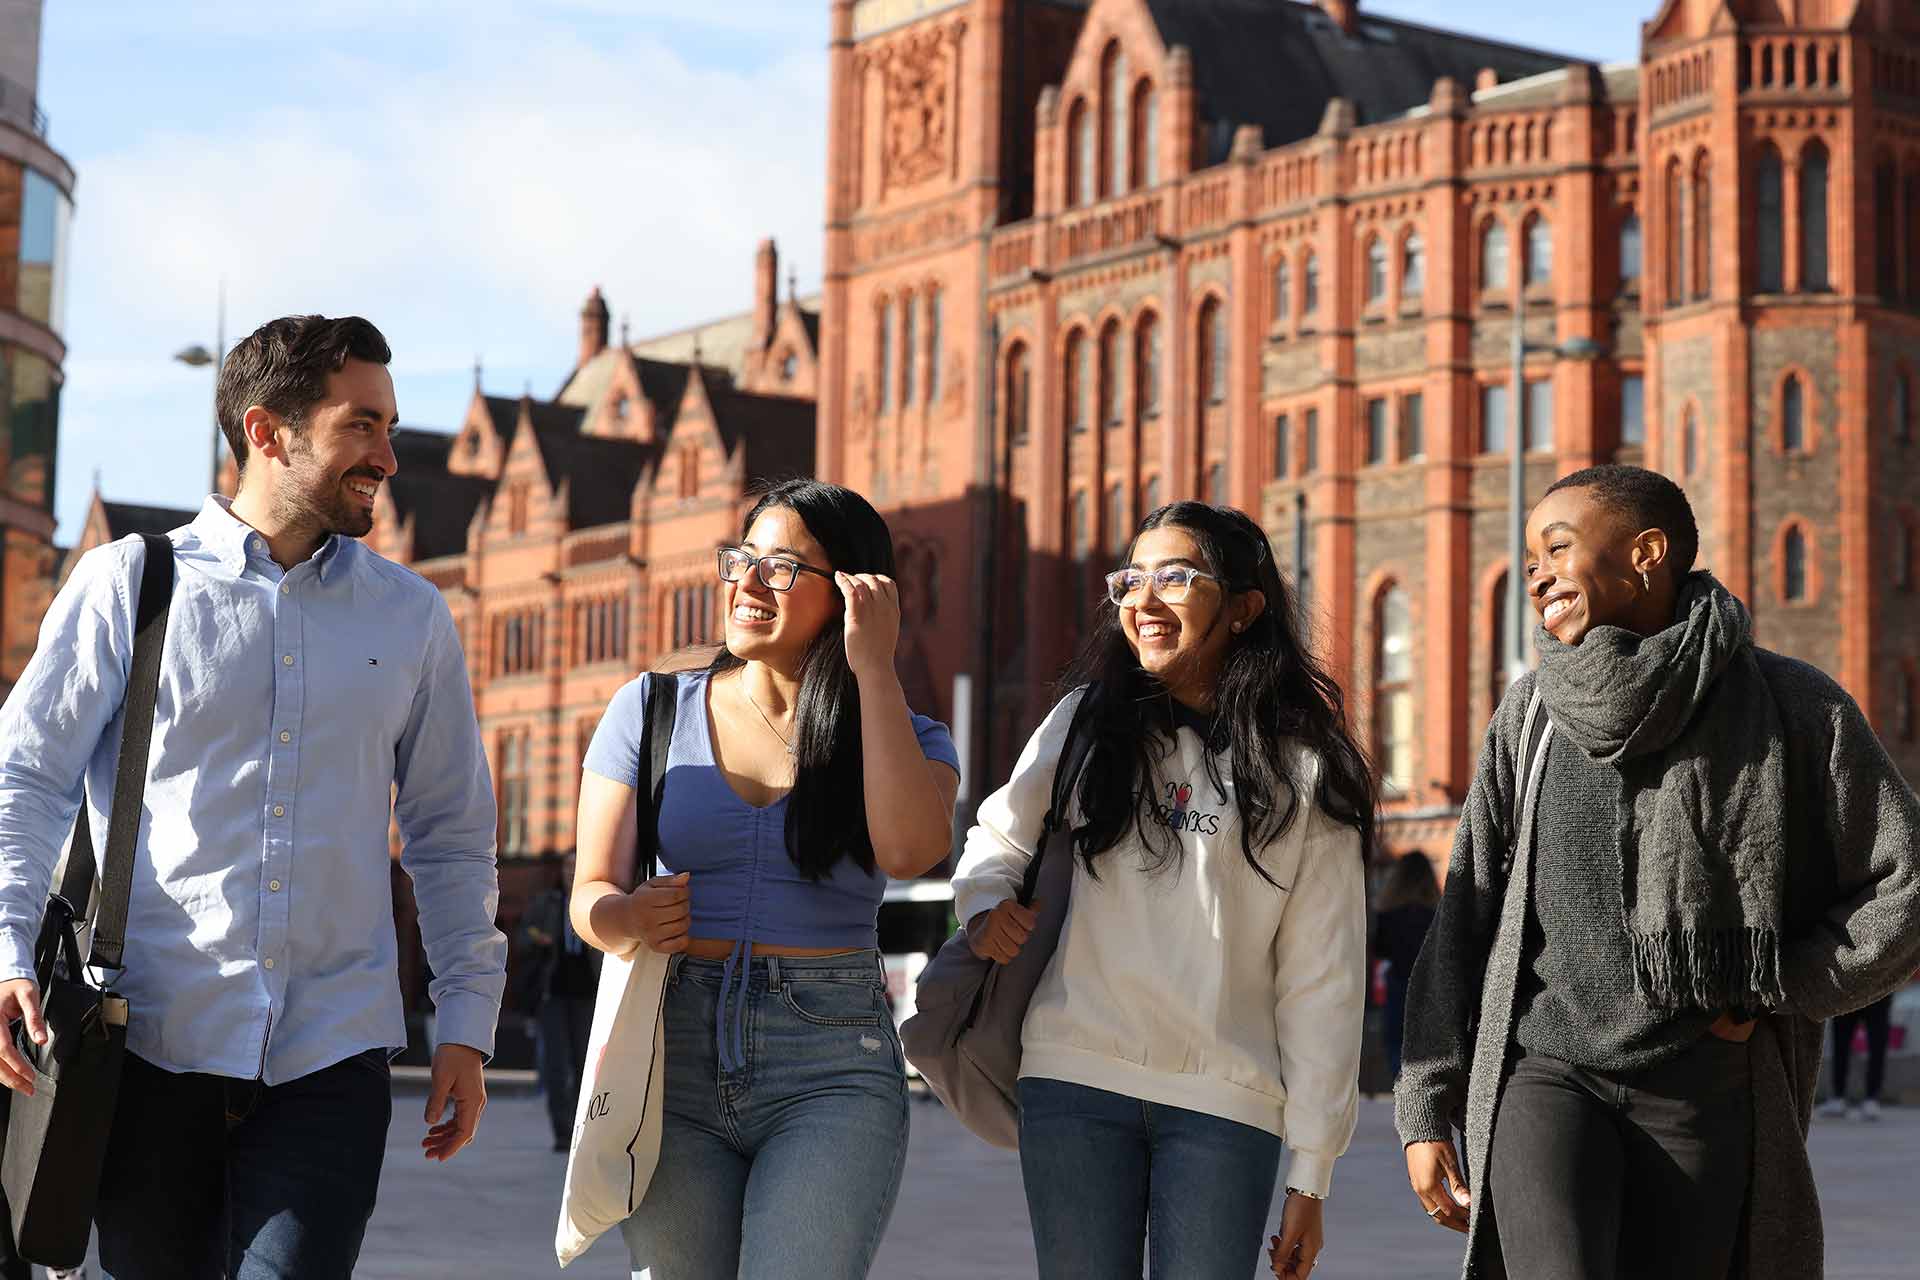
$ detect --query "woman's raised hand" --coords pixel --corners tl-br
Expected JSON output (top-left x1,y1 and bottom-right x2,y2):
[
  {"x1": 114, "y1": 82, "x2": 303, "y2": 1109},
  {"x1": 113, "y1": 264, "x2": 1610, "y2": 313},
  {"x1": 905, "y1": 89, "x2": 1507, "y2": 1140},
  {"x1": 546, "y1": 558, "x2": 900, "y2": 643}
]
[
  {"x1": 836, "y1": 572, "x2": 901, "y2": 679},
  {"x1": 966, "y1": 900, "x2": 1038, "y2": 965}
]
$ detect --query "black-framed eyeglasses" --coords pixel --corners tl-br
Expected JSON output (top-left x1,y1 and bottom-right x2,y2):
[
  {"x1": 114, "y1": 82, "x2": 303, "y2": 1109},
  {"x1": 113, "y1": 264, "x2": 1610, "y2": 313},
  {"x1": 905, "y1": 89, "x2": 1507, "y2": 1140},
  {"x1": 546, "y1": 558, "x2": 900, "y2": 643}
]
[
  {"x1": 717, "y1": 546, "x2": 835, "y2": 593},
  {"x1": 1104, "y1": 564, "x2": 1225, "y2": 606}
]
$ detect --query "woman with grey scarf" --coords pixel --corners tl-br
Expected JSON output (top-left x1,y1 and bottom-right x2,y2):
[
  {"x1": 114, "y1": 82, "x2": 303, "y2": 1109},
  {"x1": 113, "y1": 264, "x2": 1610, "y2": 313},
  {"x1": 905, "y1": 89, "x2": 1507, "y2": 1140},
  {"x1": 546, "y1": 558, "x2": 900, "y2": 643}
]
[{"x1": 1395, "y1": 464, "x2": 1920, "y2": 1279}]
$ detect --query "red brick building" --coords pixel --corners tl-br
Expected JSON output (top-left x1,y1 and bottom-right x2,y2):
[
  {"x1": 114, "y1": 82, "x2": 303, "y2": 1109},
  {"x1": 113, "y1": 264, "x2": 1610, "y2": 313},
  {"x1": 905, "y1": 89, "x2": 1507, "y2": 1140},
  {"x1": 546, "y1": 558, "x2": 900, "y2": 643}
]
[
  {"x1": 0, "y1": 0, "x2": 72, "y2": 705},
  {"x1": 64, "y1": 0, "x2": 1920, "y2": 878}
]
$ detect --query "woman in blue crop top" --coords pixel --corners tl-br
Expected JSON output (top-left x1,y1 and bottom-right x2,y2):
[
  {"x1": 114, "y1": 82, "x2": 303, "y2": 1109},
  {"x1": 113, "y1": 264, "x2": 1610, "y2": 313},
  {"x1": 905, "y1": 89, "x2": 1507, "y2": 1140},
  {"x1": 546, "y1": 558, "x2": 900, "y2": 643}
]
[{"x1": 572, "y1": 480, "x2": 961, "y2": 1279}]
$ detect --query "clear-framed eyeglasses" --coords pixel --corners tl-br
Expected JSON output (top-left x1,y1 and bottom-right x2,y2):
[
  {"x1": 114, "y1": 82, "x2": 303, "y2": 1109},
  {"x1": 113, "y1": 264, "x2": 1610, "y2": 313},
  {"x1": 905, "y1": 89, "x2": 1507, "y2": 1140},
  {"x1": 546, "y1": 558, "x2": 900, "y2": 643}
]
[
  {"x1": 1104, "y1": 564, "x2": 1225, "y2": 607},
  {"x1": 716, "y1": 546, "x2": 835, "y2": 593}
]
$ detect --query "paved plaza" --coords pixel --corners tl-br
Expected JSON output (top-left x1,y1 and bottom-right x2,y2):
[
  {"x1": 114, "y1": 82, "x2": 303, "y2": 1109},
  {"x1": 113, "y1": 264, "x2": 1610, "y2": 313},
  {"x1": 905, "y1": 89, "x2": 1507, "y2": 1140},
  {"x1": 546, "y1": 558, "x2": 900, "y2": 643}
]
[{"x1": 347, "y1": 1081, "x2": 1918, "y2": 1279}]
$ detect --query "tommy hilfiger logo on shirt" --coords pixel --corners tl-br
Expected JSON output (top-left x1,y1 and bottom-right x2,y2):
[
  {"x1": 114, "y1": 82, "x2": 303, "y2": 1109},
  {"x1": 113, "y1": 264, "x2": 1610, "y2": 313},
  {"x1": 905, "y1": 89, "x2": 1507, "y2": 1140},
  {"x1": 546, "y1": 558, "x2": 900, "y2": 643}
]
[{"x1": 1147, "y1": 781, "x2": 1224, "y2": 836}]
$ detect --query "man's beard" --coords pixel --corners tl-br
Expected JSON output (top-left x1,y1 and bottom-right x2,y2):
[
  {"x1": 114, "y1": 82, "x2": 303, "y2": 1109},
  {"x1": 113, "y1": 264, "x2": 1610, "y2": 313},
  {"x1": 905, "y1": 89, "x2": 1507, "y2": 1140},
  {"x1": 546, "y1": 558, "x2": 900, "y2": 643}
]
[{"x1": 273, "y1": 437, "x2": 376, "y2": 540}]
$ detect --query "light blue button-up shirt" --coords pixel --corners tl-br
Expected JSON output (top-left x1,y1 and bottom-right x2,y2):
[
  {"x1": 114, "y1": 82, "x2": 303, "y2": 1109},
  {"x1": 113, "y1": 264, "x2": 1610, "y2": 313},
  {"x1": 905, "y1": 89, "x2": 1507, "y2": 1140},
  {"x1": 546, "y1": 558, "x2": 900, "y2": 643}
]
[{"x1": 0, "y1": 498, "x2": 505, "y2": 1083}]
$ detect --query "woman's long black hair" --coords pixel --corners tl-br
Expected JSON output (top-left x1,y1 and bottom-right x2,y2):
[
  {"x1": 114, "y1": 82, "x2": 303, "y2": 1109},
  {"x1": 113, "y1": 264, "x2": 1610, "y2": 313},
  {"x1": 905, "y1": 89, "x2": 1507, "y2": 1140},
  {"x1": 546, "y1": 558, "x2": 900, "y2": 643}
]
[
  {"x1": 1062, "y1": 502, "x2": 1377, "y2": 883},
  {"x1": 708, "y1": 479, "x2": 895, "y2": 880}
]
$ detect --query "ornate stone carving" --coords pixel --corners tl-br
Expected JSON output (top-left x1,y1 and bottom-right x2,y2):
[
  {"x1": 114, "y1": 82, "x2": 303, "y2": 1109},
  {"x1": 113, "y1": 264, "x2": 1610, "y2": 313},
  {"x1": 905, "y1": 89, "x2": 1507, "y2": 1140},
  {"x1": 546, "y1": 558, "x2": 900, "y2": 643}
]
[
  {"x1": 882, "y1": 40, "x2": 950, "y2": 193},
  {"x1": 851, "y1": 375, "x2": 872, "y2": 439}
]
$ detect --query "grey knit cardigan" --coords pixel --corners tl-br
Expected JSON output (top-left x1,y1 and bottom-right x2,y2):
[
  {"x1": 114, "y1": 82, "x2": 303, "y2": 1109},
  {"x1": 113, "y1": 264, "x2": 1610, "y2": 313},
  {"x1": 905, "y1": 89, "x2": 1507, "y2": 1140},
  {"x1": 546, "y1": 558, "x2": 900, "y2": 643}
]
[{"x1": 1395, "y1": 657, "x2": 1920, "y2": 1280}]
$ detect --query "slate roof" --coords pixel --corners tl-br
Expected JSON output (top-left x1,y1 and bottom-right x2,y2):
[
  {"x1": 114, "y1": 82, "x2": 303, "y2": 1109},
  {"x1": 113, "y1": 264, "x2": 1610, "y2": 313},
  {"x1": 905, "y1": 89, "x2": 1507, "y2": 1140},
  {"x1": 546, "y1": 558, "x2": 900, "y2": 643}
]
[
  {"x1": 101, "y1": 500, "x2": 196, "y2": 540},
  {"x1": 703, "y1": 368, "x2": 817, "y2": 485},
  {"x1": 385, "y1": 428, "x2": 492, "y2": 561},
  {"x1": 1143, "y1": 0, "x2": 1576, "y2": 161}
]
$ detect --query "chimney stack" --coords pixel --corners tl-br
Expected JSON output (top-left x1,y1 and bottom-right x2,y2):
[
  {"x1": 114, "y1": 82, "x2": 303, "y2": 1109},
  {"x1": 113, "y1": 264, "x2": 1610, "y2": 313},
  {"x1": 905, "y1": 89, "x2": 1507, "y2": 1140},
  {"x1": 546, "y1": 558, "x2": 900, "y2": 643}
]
[
  {"x1": 578, "y1": 286, "x2": 610, "y2": 368},
  {"x1": 752, "y1": 239, "x2": 779, "y2": 352}
]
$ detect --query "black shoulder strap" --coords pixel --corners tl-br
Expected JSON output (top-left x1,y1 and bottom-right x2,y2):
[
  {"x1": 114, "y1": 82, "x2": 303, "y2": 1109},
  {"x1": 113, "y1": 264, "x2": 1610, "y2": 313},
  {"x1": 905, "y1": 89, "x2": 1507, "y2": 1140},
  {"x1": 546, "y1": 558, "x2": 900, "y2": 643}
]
[
  {"x1": 60, "y1": 532, "x2": 174, "y2": 972},
  {"x1": 635, "y1": 672, "x2": 679, "y2": 885},
  {"x1": 1019, "y1": 683, "x2": 1102, "y2": 904},
  {"x1": 1502, "y1": 687, "x2": 1553, "y2": 880}
]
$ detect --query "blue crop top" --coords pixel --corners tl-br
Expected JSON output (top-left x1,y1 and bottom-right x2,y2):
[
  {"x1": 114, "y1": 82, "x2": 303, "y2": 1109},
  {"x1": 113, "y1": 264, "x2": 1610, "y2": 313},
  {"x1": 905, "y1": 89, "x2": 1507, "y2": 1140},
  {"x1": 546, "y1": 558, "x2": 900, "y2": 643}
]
[{"x1": 583, "y1": 671, "x2": 960, "y2": 1068}]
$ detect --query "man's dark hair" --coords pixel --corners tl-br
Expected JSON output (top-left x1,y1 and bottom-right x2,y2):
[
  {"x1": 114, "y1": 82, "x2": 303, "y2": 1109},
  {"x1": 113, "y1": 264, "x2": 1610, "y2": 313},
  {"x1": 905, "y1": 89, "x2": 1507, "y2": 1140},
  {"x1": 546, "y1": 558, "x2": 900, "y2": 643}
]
[
  {"x1": 217, "y1": 315, "x2": 391, "y2": 476},
  {"x1": 1543, "y1": 463, "x2": 1700, "y2": 578}
]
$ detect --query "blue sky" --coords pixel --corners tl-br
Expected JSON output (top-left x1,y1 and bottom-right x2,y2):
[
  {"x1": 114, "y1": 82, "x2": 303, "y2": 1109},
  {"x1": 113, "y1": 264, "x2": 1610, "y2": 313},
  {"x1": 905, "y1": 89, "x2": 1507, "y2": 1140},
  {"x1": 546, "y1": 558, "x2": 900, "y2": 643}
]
[{"x1": 36, "y1": 0, "x2": 1641, "y2": 540}]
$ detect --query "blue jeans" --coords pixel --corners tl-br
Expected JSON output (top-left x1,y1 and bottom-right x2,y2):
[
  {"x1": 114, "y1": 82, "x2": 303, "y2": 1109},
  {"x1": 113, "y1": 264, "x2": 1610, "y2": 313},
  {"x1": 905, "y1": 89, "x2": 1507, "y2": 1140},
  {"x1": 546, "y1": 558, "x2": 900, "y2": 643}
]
[
  {"x1": 95, "y1": 1048, "x2": 392, "y2": 1279},
  {"x1": 1017, "y1": 1077, "x2": 1283, "y2": 1279},
  {"x1": 621, "y1": 951, "x2": 909, "y2": 1279}
]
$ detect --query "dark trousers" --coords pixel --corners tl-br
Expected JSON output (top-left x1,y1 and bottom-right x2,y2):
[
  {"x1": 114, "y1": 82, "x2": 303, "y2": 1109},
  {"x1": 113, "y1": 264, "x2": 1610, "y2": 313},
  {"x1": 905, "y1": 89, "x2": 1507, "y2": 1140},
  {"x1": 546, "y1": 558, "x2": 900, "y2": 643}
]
[
  {"x1": 1831, "y1": 994, "x2": 1895, "y2": 1101},
  {"x1": 95, "y1": 1050, "x2": 392, "y2": 1280},
  {"x1": 1384, "y1": 975, "x2": 1411, "y2": 1079},
  {"x1": 538, "y1": 994, "x2": 594, "y2": 1146},
  {"x1": 1487, "y1": 1038, "x2": 1752, "y2": 1280}
]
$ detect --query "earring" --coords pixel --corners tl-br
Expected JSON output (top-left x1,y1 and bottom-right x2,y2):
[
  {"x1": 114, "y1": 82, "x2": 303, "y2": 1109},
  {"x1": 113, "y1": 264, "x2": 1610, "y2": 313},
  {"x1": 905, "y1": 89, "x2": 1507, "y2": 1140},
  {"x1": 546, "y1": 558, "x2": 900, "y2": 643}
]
[
  {"x1": 1641, "y1": 571, "x2": 1652, "y2": 594},
  {"x1": 1231, "y1": 622, "x2": 1244, "y2": 633}
]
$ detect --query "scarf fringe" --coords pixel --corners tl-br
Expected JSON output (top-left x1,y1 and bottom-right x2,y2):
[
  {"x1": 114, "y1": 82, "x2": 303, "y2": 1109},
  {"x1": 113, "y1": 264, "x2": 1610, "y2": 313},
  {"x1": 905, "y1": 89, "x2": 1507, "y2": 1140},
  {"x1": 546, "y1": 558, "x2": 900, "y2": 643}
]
[{"x1": 1628, "y1": 926, "x2": 1787, "y2": 1013}]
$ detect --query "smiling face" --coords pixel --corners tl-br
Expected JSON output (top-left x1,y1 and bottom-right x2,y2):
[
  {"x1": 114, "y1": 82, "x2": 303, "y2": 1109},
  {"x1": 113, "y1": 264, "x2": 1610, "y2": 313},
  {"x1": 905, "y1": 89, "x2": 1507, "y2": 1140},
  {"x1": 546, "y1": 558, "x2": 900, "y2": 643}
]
[
  {"x1": 265, "y1": 358, "x2": 400, "y2": 539},
  {"x1": 1117, "y1": 524, "x2": 1261, "y2": 704},
  {"x1": 721, "y1": 505, "x2": 840, "y2": 666},
  {"x1": 1524, "y1": 485, "x2": 1671, "y2": 645}
]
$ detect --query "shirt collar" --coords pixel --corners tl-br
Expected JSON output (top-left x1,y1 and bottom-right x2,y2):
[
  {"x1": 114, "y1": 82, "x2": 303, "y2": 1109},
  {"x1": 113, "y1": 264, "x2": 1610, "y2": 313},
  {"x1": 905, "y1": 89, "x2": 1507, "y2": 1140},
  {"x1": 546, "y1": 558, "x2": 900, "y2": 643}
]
[{"x1": 194, "y1": 495, "x2": 352, "y2": 580}]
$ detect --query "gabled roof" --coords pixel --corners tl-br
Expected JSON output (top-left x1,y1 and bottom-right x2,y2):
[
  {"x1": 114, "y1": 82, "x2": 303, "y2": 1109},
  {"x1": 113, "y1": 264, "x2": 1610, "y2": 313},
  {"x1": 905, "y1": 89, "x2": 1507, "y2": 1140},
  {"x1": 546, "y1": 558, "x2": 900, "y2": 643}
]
[
  {"x1": 385, "y1": 428, "x2": 493, "y2": 560},
  {"x1": 1142, "y1": 0, "x2": 1574, "y2": 159},
  {"x1": 703, "y1": 369, "x2": 817, "y2": 485},
  {"x1": 525, "y1": 406, "x2": 656, "y2": 530},
  {"x1": 101, "y1": 500, "x2": 196, "y2": 540}
]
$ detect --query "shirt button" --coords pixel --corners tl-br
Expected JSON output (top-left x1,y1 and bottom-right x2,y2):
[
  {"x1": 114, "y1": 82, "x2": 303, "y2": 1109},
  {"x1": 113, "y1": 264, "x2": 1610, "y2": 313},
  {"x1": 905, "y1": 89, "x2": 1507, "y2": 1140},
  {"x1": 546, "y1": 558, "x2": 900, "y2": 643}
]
[
  {"x1": 282, "y1": 654, "x2": 294, "y2": 666},
  {"x1": 279, "y1": 731, "x2": 291, "y2": 743},
  {"x1": 250, "y1": 537, "x2": 262, "y2": 553},
  {"x1": 280, "y1": 583, "x2": 290, "y2": 595},
  {"x1": 263, "y1": 957, "x2": 275, "y2": 970},
  {"x1": 273, "y1": 805, "x2": 286, "y2": 818},
  {"x1": 269, "y1": 879, "x2": 282, "y2": 892}
]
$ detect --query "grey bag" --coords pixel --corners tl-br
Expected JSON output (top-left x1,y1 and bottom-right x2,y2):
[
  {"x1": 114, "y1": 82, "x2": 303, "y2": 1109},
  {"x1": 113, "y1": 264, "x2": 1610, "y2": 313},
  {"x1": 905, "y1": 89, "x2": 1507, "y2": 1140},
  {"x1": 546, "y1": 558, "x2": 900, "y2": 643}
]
[{"x1": 901, "y1": 687, "x2": 1100, "y2": 1149}]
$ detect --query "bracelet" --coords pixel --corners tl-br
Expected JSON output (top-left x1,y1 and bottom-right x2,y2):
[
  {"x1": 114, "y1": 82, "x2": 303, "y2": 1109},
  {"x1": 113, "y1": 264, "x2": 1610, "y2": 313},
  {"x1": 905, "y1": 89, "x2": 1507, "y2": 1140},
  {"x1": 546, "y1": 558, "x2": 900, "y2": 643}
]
[{"x1": 1285, "y1": 1186, "x2": 1325, "y2": 1201}]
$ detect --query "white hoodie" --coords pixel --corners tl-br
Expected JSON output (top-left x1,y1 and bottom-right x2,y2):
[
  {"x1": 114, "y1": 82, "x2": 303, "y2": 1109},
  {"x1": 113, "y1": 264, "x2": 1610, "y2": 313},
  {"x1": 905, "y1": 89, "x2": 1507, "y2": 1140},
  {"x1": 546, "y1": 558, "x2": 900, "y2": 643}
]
[{"x1": 951, "y1": 688, "x2": 1366, "y2": 1197}]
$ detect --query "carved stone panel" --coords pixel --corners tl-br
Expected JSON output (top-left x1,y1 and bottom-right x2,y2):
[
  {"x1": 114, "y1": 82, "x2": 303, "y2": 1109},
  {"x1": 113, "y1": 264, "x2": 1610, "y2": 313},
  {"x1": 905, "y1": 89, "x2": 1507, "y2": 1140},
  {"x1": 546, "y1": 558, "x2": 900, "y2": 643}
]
[{"x1": 882, "y1": 40, "x2": 951, "y2": 194}]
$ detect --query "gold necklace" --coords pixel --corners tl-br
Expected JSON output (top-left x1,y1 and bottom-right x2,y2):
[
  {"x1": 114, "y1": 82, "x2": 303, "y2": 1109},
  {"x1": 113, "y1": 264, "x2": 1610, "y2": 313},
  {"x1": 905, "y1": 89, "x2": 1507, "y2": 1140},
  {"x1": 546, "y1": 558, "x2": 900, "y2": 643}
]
[{"x1": 736, "y1": 677, "x2": 796, "y2": 757}]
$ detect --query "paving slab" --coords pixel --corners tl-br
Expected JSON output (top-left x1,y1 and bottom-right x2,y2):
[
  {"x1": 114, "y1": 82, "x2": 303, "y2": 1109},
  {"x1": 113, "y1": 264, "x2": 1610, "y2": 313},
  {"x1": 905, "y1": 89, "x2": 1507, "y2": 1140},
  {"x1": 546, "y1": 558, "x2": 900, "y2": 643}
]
[{"x1": 348, "y1": 1087, "x2": 1916, "y2": 1279}]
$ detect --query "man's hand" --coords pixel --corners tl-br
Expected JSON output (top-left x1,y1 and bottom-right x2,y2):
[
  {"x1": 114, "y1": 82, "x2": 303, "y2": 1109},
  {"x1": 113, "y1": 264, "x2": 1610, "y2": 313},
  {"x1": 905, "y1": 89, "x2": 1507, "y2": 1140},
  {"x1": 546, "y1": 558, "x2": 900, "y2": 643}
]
[
  {"x1": 422, "y1": 1043, "x2": 487, "y2": 1162},
  {"x1": 1405, "y1": 1138, "x2": 1472, "y2": 1233},
  {"x1": 0, "y1": 978, "x2": 47, "y2": 1097}
]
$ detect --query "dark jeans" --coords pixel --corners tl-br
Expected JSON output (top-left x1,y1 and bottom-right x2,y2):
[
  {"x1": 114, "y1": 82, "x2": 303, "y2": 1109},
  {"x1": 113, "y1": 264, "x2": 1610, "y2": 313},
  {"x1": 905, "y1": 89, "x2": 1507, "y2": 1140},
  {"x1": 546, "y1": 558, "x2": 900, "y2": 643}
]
[
  {"x1": 95, "y1": 1049, "x2": 392, "y2": 1280},
  {"x1": 537, "y1": 993, "x2": 594, "y2": 1145},
  {"x1": 1384, "y1": 975, "x2": 1411, "y2": 1079},
  {"x1": 1487, "y1": 1038, "x2": 1752, "y2": 1280},
  {"x1": 1831, "y1": 994, "x2": 1895, "y2": 1101},
  {"x1": 1016, "y1": 1077, "x2": 1283, "y2": 1280}
]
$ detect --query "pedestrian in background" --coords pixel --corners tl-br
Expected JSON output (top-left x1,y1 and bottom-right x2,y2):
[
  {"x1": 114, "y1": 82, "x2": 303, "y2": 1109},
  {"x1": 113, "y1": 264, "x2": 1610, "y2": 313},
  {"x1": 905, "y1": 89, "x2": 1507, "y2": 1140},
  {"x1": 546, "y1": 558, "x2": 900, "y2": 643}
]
[
  {"x1": 952, "y1": 502, "x2": 1375, "y2": 1280},
  {"x1": 1372, "y1": 852, "x2": 1438, "y2": 1082},
  {"x1": 571, "y1": 480, "x2": 960, "y2": 1279},
  {"x1": 1819, "y1": 992, "x2": 1896, "y2": 1121},
  {"x1": 0, "y1": 315, "x2": 506, "y2": 1278},
  {"x1": 1398, "y1": 465, "x2": 1920, "y2": 1280},
  {"x1": 518, "y1": 853, "x2": 599, "y2": 1151}
]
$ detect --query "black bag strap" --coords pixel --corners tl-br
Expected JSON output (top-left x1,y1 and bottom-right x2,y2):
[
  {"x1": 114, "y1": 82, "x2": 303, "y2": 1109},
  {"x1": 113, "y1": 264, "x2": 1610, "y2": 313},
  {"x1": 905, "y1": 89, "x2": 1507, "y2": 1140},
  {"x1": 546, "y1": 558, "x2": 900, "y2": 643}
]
[
  {"x1": 55, "y1": 532, "x2": 174, "y2": 973},
  {"x1": 1501, "y1": 687, "x2": 1553, "y2": 881},
  {"x1": 1018, "y1": 683, "x2": 1103, "y2": 905},
  {"x1": 635, "y1": 672, "x2": 680, "y2": 885}
]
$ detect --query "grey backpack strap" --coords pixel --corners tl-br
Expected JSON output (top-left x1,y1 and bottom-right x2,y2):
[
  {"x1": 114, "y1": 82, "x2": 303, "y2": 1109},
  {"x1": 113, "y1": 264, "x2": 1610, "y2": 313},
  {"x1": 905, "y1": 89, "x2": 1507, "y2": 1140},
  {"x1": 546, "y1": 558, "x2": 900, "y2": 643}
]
[{"x1": 1017, "y1": 683, "x2": 1102, "y2": 905}]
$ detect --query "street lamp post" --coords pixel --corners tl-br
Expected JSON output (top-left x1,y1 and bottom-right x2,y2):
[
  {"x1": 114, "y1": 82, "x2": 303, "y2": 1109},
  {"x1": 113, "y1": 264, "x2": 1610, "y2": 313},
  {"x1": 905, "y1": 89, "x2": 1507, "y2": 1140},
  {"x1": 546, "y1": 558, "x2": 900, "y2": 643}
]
[
  {"x1": 1507, "y1": 314, "x2": 1606, "y2": 684},
  {"x1": 173, "y1": 281, "x2": 227, "y2": 495}
]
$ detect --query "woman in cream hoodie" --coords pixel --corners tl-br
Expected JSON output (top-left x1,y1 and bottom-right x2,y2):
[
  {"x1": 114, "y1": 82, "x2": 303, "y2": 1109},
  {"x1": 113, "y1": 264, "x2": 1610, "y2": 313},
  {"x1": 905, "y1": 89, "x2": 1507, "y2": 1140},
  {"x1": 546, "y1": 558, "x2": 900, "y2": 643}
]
[{"x1": 953, "y1": 502, "x2": 1375, "y2": 1280}]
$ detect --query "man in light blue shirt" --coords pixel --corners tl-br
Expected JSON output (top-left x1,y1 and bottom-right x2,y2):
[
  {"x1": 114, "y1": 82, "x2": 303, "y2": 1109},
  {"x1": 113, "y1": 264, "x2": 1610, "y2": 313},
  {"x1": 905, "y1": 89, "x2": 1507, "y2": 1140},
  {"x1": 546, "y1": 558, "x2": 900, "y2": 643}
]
[{"x1": 0, "y1": 315, "x2": 506, "y2": 1277}]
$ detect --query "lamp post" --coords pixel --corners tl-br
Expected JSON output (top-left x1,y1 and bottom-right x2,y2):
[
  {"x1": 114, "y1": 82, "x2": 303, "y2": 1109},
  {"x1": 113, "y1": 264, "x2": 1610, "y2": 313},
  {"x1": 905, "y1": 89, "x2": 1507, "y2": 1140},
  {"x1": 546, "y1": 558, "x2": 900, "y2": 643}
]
[
  {"x1": 173, "y1": 281, "x2": 226, "y2": 494},
  {"x1": 1507, "y1": 319, "x2": 1607, "y2": 684}
]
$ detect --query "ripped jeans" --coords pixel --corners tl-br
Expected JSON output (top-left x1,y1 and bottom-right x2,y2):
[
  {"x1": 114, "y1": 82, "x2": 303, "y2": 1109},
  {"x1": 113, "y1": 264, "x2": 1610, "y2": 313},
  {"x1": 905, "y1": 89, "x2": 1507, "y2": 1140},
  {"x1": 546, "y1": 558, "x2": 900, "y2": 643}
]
[{"x1": 620, "y1": 950, "x2": 909, "y2": 1280}]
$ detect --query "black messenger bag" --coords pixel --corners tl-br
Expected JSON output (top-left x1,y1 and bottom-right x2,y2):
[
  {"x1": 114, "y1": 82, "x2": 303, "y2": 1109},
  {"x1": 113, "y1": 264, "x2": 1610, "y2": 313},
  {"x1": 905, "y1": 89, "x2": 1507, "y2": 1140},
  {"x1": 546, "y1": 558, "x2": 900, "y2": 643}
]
[{"x1": 1, "y1": 531, "x2": 172, "y2": 1267}]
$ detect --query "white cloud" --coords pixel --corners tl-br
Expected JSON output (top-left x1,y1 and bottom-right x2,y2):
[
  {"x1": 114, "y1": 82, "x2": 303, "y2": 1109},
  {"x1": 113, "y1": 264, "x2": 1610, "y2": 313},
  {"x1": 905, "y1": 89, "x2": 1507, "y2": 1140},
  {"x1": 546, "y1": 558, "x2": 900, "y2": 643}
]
[{"x1": 51, "y1": 8, "x2": 829, "y2": 532}]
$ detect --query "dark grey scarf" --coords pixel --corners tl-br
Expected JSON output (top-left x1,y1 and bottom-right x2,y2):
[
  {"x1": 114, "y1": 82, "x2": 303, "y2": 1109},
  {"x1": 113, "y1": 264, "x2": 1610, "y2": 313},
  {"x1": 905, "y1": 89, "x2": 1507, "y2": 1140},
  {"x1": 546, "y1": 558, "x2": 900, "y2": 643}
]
[{"x1": 1534, "y1": 572, "x2": 1789, "y2": 1013}]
